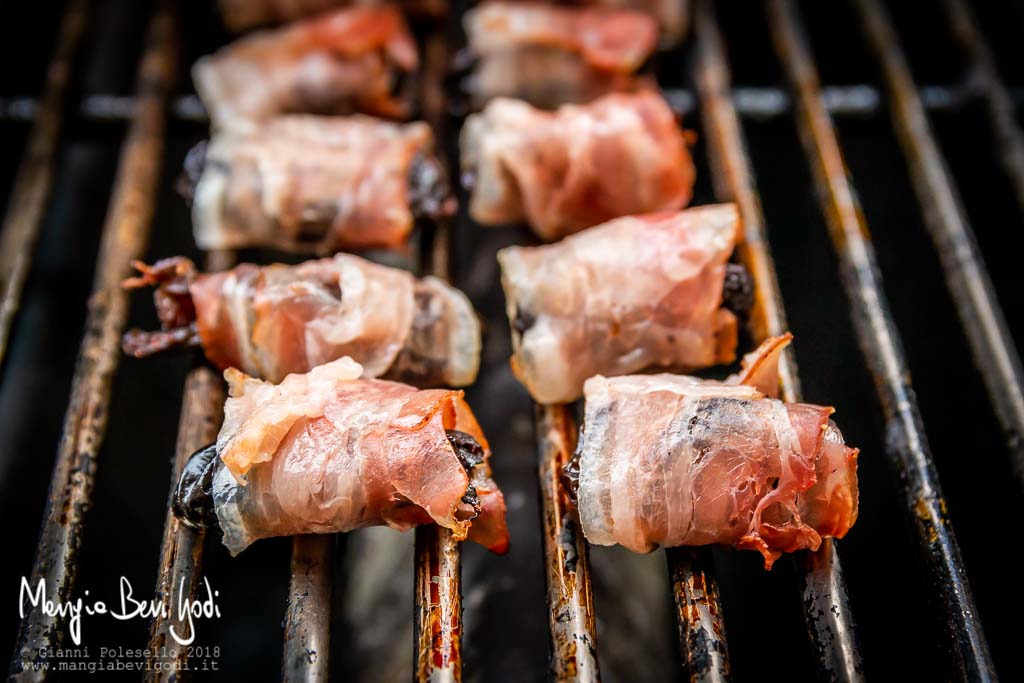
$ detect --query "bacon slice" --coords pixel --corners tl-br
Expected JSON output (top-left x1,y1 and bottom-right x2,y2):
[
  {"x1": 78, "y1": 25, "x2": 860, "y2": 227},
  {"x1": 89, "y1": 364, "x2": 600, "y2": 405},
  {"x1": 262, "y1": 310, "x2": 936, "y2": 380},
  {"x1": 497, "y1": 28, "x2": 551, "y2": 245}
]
[
  {"x1": 572, "y1": 335, "x2": 859, "y2": 568},
  {"x1": 192, "y1": 115, "x2": 451, "y2": 254},
  {"x1": 194, "y1": 5, "x2": 418, "y2": 126},
  {"x1": 209, "y1": 357, "x2": 508, "y2": 554},
  {"x1": 579, "y1": 0, "x2": 687, "y2": 41},
  {"x1": 217, "y1": 0, "x2": 448, "y2": 32},
  {"x1": 461, "y1": 91, "x2": 694, "y2": 240},
  {"x1": 497, "y1": 205, "x2": 740, "y2": 404},
  {"x1": 463, "y1": 2, "x2": 658, "y2": 108},
  {"x1": 123, "y1": 254, "x2": 480, "y2": 387}
]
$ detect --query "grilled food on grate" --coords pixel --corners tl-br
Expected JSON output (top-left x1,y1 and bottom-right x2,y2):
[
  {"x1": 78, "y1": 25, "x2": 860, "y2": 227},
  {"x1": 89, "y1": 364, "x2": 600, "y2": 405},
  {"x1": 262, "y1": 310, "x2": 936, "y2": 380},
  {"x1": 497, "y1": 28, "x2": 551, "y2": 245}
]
[
  {"x1": 461, "y1": 2, "x2": 658, "y2": 109},
  {"x1": 566, "y1": 334, "x2": 859, "y2": 568},
  {"x1": 498, "y1": 204, "x2": 748, "y2": 404},
  {"x1": 184, "y1": 115, "x2": 453, "y2": 253},
  {"x1": 121, "y1": 254, "x2": 481, "y2": 387},
  {"x1": 173, "y1": 356, "x2": 509, "y2": 555},
  {"x1": 461, "y1": 91, "x2": 695, "y2": 241},
  {"x1": 195, "y1": 5, "x2": 418, "y2": 126}
]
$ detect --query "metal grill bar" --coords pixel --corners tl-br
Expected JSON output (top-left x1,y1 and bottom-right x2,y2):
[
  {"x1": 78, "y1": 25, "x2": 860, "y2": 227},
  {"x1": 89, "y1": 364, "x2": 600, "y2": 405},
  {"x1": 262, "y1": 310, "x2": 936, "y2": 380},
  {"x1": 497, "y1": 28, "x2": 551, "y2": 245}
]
[
  {"x1": 766, "y1": 1, "x2": 995, "y2": 680},
  {"x1": 414, "y1": 526, "x2": 462, "y2": 683},
  {"x1": 413, "y1": 30, "x2": 465, "y2": 683},
  {"x1": 536, "y1": 404, "x2": 600, "y2": 682},
  {"x1": 145, "y1": 251, "x2": 233, "y2": 680},
  {"x1": 856, "y1": 0, "x2": 1024, "y2": 485},
  {"x1": 4, "y1": 82, "x2": 1018, "y2": 125},
  {"x1": 283, "y1": 535, "x2": 334, "y2": 682},
  {"x1": 665, "y1": 548, "x2": 730, "y2": 683},
  {"x1": 944, "y1": 0, "x2": 1024, "y2": 219},
  {"x1": 0, "y1": 0, "x2": 88, "y2": 366},
  {"x1": 145, "y1": 365, "x2": 225, "y2": 680},
  {"x1": 691, "y1": 3, "x2": 863, "y2": 681},
  {"x1": 8, "y1": 4, "x2": 177, "y2": 678}
]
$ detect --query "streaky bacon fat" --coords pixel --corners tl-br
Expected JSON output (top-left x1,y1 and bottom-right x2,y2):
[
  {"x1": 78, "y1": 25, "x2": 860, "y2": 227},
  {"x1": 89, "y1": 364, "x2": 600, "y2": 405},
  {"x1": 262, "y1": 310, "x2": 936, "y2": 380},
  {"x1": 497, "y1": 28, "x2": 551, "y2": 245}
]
[
  {"x1": 498, "y1": 205, "x2": 740, "y2": 404},
  {"x1": 194, "y1": 5, "x2": 418, "y2": 126},
  {"x1": 192, "y1": 115, "x2": 444, "y2": 254},
  {"x1": 212, "y1": 357, "x2": 509, "y2": 554},
  {"x1": 123, "y1": 253, "x2": 480, "y2": 387},
  {"x1": 463, "y1": 2, "x2": 658, "y2": 108},
  {"x1": 462, "y1": 91, "x2": 695, "y2": 241},
  {"x1": 573, "y1": 334, "x2": 859, "y2": 568}
]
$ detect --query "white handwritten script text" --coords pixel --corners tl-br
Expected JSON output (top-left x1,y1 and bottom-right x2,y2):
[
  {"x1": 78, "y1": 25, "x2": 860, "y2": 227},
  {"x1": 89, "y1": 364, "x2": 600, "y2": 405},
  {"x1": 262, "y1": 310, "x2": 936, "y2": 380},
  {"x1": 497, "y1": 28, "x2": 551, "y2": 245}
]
[{"x1": 19, "y1": 576, "x2": 221, "y2": 646}]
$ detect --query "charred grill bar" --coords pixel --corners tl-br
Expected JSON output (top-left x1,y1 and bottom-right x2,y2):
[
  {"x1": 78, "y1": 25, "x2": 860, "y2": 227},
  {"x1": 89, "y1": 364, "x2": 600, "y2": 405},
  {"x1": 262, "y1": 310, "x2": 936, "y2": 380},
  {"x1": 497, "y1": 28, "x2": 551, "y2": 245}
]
[
  {"x1": 691, "y1": 3, "x2": 864, "y2": 680},
  {"x1": 413, "y1": 29, "x2": 465, "y2": 683},
  {"x1": 145, "y1": 247, "x2": 235, "y2": 679},
  {"x1": 145, "y1": 366, "x2": 224, "y2": 679},
  {"x1": 0, "y1": 0, "x2": 88, "y2": 365},
  {"x1": 767, "y1": 0, "x2": 996, "y2": 679},
  {"x1": 943, "y1": 0, "x2": 1024, "y2": 220},
  {"x1": 8, "y1": 4, "x2": 177, "y2": 677},
  {"x1": 855, "y1": 0, "x2": 1024, "y2": 488},
  {"x1": 283, "y1": 535, "x2": 334, "y2": 682},
  {"x1": 536, "y1": 404, "x2": 600, "y2": 681}
]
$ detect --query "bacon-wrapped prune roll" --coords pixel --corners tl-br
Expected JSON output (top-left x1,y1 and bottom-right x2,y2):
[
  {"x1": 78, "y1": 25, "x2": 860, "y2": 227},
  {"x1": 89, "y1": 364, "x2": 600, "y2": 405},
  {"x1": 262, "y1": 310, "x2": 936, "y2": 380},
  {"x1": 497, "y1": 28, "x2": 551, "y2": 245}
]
[
  {"x1": 194, "y1": 6, "x2": 417, "y2": 126},
  {"x1": 121, "y1": 254, "x2": 480, "y2": 387},
  {"x1": 462, "y1": 2, "x2": 658, "y2": 109},
  {"x1": 498, "y1": 205, "x2": 750, "y2": 404},
  {"x1": 217, "y1": 0, "x2": 447, "y2": 33},
  {"x1": 173, "y1": 357, "x2": 509, "y2": 555},
  {"x1": 461, "y1": 91, "x2": 694, "y2": 240},
  {"x1": 567, "y1": 334, "x2": 859, "y2": 568},
  {"x1": 580, "y1": 0, "x2": 687, "y2": 42},
  {"x1": 189, "y1": 115, "x2": 453, "y2": 254}
]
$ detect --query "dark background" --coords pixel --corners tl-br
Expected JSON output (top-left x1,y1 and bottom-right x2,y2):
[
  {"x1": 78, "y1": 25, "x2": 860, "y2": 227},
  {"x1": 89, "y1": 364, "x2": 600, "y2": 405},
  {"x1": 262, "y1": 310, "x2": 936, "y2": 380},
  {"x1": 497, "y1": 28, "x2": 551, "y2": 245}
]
[{"x1": 2, "y1": 0, "x2": 1023, "y2": 680}]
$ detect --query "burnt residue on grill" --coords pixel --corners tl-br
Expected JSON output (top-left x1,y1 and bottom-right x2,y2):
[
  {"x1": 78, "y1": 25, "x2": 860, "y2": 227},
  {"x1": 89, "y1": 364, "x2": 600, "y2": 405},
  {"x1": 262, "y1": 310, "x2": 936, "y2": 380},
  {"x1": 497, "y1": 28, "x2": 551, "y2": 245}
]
[
  {"x1": 535, "y1": 403, "x2": 601, "y2": 681},
  {"x1": 147, "y1": 366, "x2": 224, "y2": 677},
  {"x1": 691, "y1": 3, "x2": 864, "y2": 680},
  {"x1": 8, "y1": 6, "x2": 178, "y2": 676},
  {"x1": 414, "y1": 524, "x2": 463, "y2": 683},
  {"x1": 666, "y1": 547, "x2": 731, "y2": 683},
  {"x1": 767, "y1": 0, "x2": 996, "y2": 679}
]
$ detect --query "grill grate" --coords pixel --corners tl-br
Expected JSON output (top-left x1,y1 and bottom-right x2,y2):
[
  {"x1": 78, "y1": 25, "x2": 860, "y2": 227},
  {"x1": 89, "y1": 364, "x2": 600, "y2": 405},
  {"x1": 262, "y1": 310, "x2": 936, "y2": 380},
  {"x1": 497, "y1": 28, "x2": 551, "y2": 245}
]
[
  {"x1": 0, "y1": 0, "x2": 88, "y2": 365},
  {"x1": 4, "y1": 1, "x2": 1024, "y2": 681},
  {"x1": 766, "y1": 0, "x2": 995, "y2": 678},
  {"x1": 10, "y1": 4, "x2": 177, "y2": 675}
]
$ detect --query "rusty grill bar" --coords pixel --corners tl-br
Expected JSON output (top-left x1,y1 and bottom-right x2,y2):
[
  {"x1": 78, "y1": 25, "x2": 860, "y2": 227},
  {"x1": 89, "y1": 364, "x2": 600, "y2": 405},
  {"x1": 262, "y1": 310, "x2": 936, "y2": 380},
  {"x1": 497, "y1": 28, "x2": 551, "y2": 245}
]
[
  {"x1": 5, "y1": 0, "x2": 1024, "y2": 681},
  {"x1": 766, "y1": 0, "x2": 996, "y2": 679},
  {"x1": 145, "y1": 365, "x2": 224, "y2": 679},
  {"x1": 536, "y1": 404, "x2": 600, "y2": 681},
  {"x1": 856, "y1": 0, "x2": 1024, "y2": 488},
  {"x1": 9, "y1": 4, "x2": 177, "y2": 676},
  {"x1": 0, "y1": 0, "x2": 88, "y2": 366},
  {"x1": 691, "y1": 3, "x2": 864, "y2": 680}
]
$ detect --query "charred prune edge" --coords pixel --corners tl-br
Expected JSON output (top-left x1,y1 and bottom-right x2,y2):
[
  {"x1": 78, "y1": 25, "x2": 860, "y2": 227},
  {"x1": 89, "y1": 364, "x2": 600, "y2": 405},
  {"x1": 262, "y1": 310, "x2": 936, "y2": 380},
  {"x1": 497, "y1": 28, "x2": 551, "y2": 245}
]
[
  {"x1": 723, "y1": 261, "x2": 754, "y2": 319},
  {"x1": 409, "y1": 150, "x2": 457, "y2": 223},
  {"x1": 446, "y1": 429, "x2": 485, "y2": 515},
  {"x1": 173, "y1": 443, "x2": 220, "y2": 530},
  {"x1": 562, "y1": 437, "x2": 583, "y2": 506}
]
